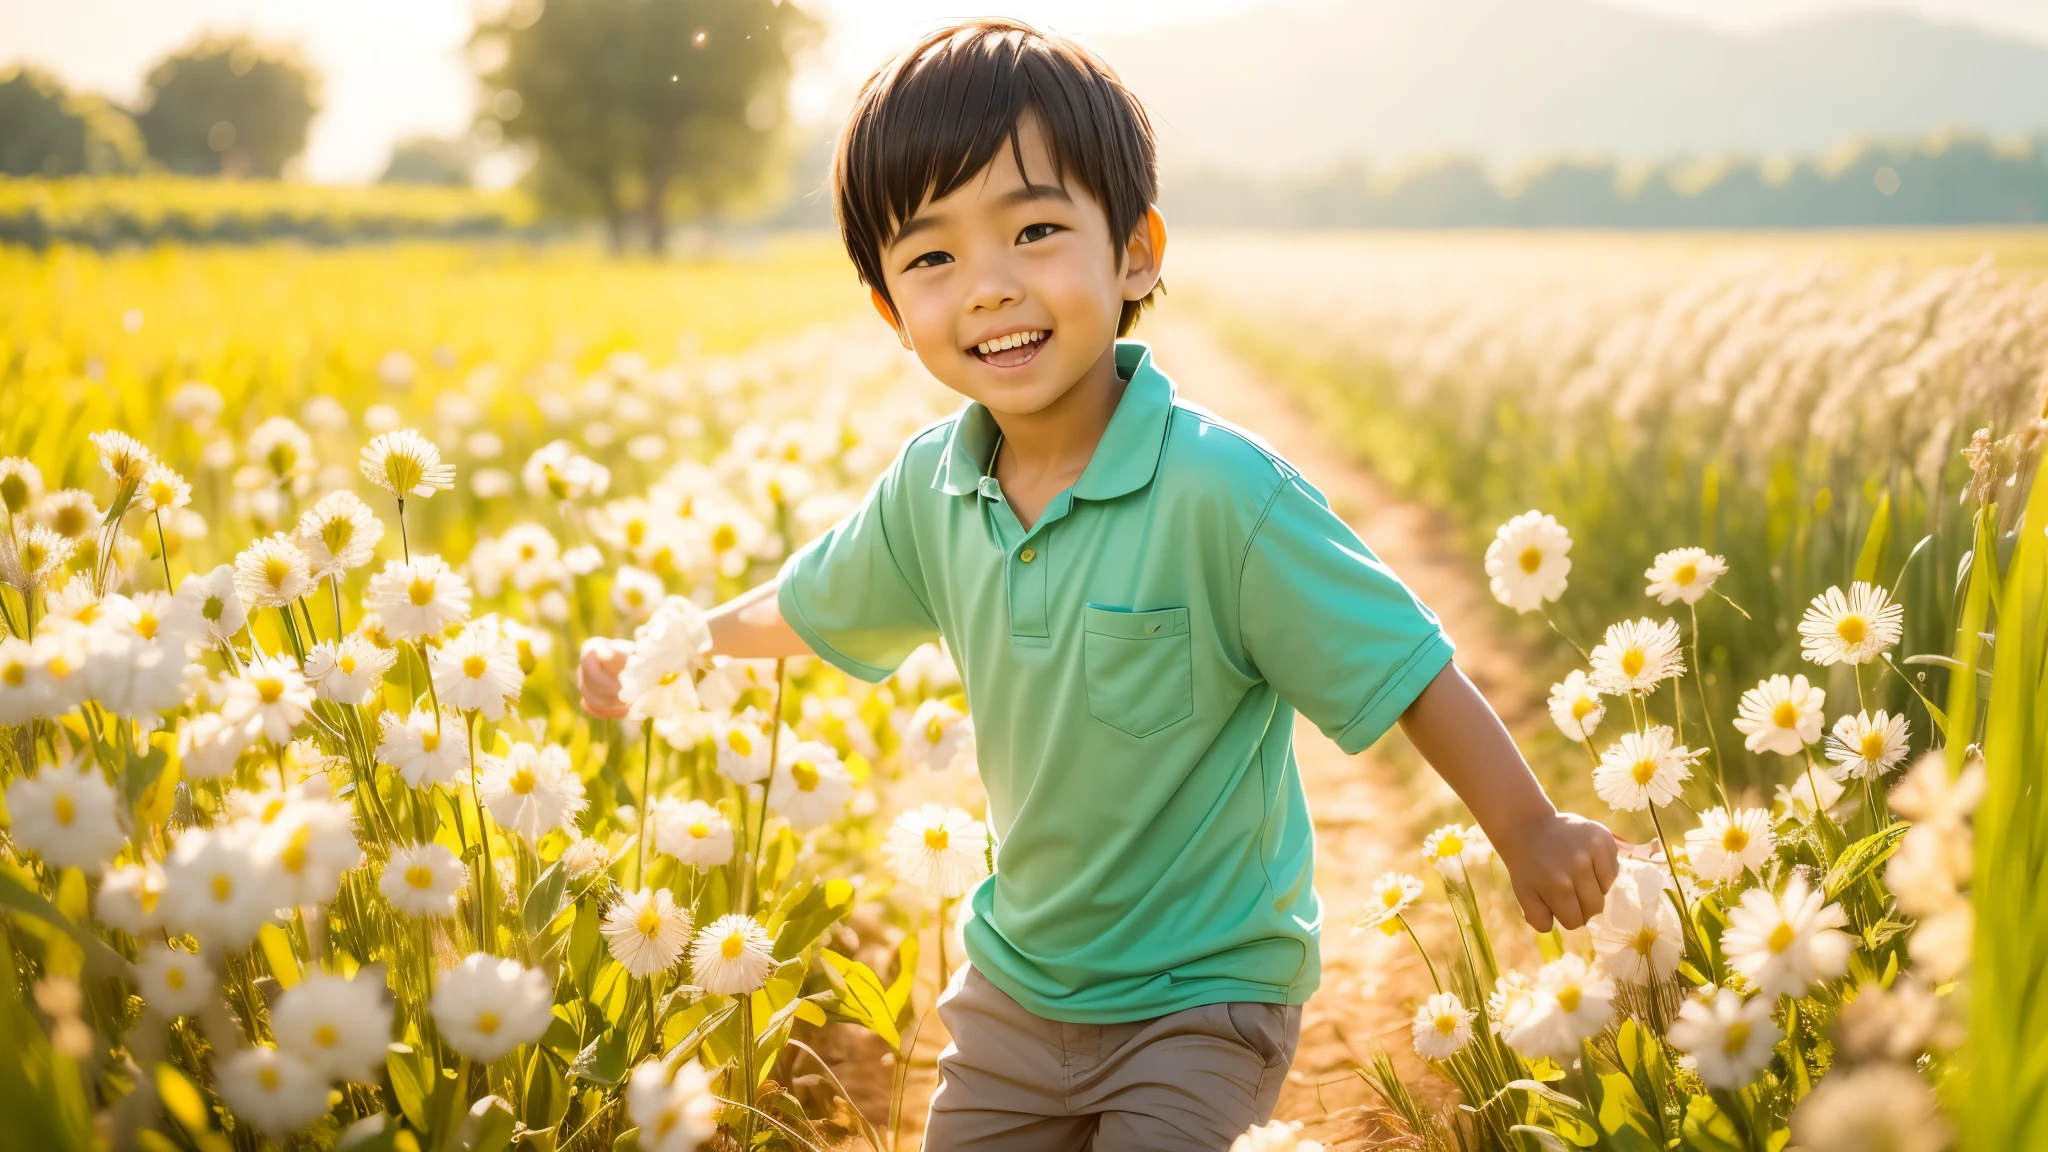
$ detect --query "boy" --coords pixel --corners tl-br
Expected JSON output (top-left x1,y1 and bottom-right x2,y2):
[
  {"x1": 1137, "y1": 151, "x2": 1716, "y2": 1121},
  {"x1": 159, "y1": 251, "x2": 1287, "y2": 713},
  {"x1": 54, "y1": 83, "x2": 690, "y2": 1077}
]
[{"x1": 582, "y1": 19, "x2": 1623, "y2": 1149}]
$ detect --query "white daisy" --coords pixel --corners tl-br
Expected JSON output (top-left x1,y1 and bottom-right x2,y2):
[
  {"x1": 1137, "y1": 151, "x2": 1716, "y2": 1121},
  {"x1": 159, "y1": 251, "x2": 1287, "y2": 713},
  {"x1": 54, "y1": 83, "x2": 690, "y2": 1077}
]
[
  {"x1": 0, "y1": 636, "x2": 36, "y2": 725},
  {"x1": 610, "y1": 565, "x2": 666, "y2": 624},
  {"x1": 1487, "y1": 969, "x2": 1538, "y2": 1038},
  {"x1": 1643, "y1": 547, "x2": 1728, "y2": 606},
  {"x1": 1483, "y1": 510, "x2": 1572, "y2": 613},
  {"x1": 233, "y1": 534, "x2": 315, "y2": 609},
  {"x1": 523, "y1": 440, "x2": 610, "y2": 501},
  {"x1": 560, "y1": 835, "x2": 615, "y2": 879},
  {"x1": 214, "y1": 1047, "x2": 329, "y2": 1137},
  {"x1": 303, "y1": 636, "x2": 396, "y2": 705},
  {"x1": 1721, "y1": 874, "x2": 1853, "y2": 998},
  {"x1": 650, "y1": 799, "x2": 735, "y2": 868},
  {"x1": 178, "y1": 710, "x2": 259, "y2": 780},
  {"x1": 1667, "y1": 987, "x2": 1780, "y2": 1090},
  {"x1": 690, "y1": 913, "x2": 775, "y2": 995},
  {"x1": 42, "y1": 573, "x2": 106, "y2": 630},
  {"x1": 293, "y1": 491, "x2": 384, "y2": 579},
  {"x1": 1503, "y1": 953, "x2": 1616, "y2": 1062},
  {"x1": 1589, "y1": 618, "x2": 1686, "y2": 696},
  {"x1": 377, "y1": 708, "x2": 469, "y2": 788},
  {"x1": 625, "y1": 1060, "x2": 718, "y2": 1152},
  {"x1": 713, "y1": 713, "x2": 774, "y2": 785},
  {"x1": 1411, "y1": 991, "x2": 1476, "y2": 1060},
  {"x1": 1732, "y1": 674, "x2": 1826, "y2": 756},
  {"x1": 1825, "y1": 710, "x2": 1911, "y2": 781},
  {"x1": 13, "y1": 524, "x2": 74, "y2": 581},
  {"x1": 24, "y1": 629, "x2": 91, "y2": 717},
  {"x1": 1588, "y1": 861, "x2": 1683, "y2": 984},
  {"x1": 160, "y1": 826, "x2": 280, "y2": 948},
  {"x1": 1546, "y1": 670, "x2": 1606, "y2": 743},
  {"x1": 430, "y1": 954, "x2": 553, "y2": 1062},
  {"x1": 1593, "y1": 725, "x2": 1698, "y2": 812},
  {"x1": 259, "y1": 795, "x2": 364, "y2": 907},
  {"x1": 269, "y1": 970, "x2": 393, "y2": 1083},
  {"x1": 90, "y1": 429, "x2": 156, "y2": 485},
  {"x1": 4, "y1": 760, "x2": 127, "y2": 872},
  {"x1": 37, "y1": 488, "x2": 100, "y2": 539},
  {"x1": 1776, "y1": 768, "x2": 1846, "y2": 823},
  {"x1": 601, "y1": 887, "x2": 693, "y2": 978},
  {"x1": 365, "y1": 555, "x2": 471, "y2": 641},
  {"x1": 1789, "y1": 1063, "x2": 1950, "y2": 1152},
  {"x1": 378, "y1": 842, "x2": 466, "y2": 917},
  {"x1": 884, "y1": 804, "x2": 991, "y2": 898},
  {"x1": 429, "y1": 625, "x2": 523, "y2": 720},
  {"x1": 246, "y1": 416, "x2": 315, "y2": 490},
  {"x1": 1421, "y1": 823, "x2": 1494, "y2": 874},
  {"x1": 0, "y1": 455, "x2": 44, "y2": 515},
  {"x1": 619, "y1": 596, "x2": 712, "y2": 721},
  {"x1": 139, "y1": 463, "x2": 192, "y2": 513},
  {"x1": 360, "y1": 429, "x2": 456, "y2": 498},
  {"x1": 905, "y1": 698, "x2": 977, "y2": 772},
  {"x1": 174, "y1": 564, "x2": 248, "y2": 644},
  {"x1": 132, "y1": 942, "x2": 213, "y2": 1017},
  {"x1": 1355, "y1": 870, "x2": 1425, "y2": 936},
  {"x1": 222, "y1": 655, "x2": 314, "y2": 744},
  {"x1": 1684, "y1": 808, "x2": 1776, "y2": 885},
  {"x1": 496, "y1": 522, "x2": 564, "y2": 592},
  {"x1": 477, "y1": 741, "x2": 587, "y2": 843},
  {"x1": 97, "y1": 862, "x2": 167, "y2": 935},
  {"x1": 1799, "y1": 582, "x2": 1905, "y2": 667},
  {"x1": 765, "y1": 741, "x2": 854, "y2": 831},
  {"x1": 1887, "y1": 749, "x2": 1984, "y2": 830}
]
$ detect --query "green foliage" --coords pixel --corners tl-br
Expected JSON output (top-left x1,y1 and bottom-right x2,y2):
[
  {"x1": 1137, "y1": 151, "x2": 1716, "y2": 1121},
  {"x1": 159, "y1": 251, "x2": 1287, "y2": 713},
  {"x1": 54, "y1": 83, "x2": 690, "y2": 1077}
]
[
  {"x1": 135, "y1": 35, "x2": 321, "y2": 178},
  {"x1": 0, "y1": 66, "x2": 145, "y2": 179},
  {"x1": 473, "y1": 0, "x2": 819, "y2": 253}
]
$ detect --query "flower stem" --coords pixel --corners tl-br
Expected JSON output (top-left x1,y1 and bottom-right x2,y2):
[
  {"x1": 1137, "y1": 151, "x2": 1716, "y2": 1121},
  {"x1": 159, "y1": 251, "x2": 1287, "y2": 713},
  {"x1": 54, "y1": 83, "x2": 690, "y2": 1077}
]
[
  {"x1": 935, "y1": 896, "x2": 953, "y2": 992},
  {"x1": 396, "y1": 496, "x2": 411, "y2": 563},
  {"x1": 152, "y1": 509, "x2": 173, "y2": 590},
  {"x1": 742, "y1": 658, "x2": 787, "y2": 915},
  {"x1": 1400, "y1": 917, "x2": 1444, "y2": 994},
  {"x1": 638, "y1": 722, "x2": 655, "y2": 886},
  {"x1": 736, "y1": 993, "x2": 757, "y2": 1147},
  {"x1": 467, "y1": 711, "x2": 495, "y2": 953},
  {"x1": 1647, "y1": 803, "x2": 1717, "y2": 984},
  {"x1": 1688, "y1": 603, "x2": 1732, "y2": 810}
]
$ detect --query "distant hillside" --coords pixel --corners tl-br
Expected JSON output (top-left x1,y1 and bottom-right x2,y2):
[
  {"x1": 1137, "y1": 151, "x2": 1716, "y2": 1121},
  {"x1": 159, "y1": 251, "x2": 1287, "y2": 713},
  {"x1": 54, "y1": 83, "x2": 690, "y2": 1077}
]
[{"x1": 1100, "y1": 0, "x2": 2048, "y2": 173}]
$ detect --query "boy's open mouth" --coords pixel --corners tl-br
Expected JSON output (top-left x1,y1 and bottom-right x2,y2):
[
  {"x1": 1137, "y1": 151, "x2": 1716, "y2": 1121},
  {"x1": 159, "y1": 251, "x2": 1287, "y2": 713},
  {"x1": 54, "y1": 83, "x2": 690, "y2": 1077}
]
[{"x1": 969, "y1": 328, "x2": 1048, "y2": 368}]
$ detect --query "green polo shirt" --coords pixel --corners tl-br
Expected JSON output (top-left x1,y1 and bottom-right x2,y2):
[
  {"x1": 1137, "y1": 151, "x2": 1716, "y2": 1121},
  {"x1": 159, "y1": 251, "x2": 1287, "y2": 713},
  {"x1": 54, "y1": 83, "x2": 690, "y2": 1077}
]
[{"x1": 778, "y1": 340, "x2": 1454, "y2": 1023}]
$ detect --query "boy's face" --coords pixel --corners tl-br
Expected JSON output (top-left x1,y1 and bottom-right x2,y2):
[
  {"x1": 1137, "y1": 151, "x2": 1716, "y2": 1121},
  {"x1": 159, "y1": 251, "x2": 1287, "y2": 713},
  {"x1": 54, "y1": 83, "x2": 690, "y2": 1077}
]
[{"x1": 875, "y1": 113, "x2": 1162, "y2": 417}]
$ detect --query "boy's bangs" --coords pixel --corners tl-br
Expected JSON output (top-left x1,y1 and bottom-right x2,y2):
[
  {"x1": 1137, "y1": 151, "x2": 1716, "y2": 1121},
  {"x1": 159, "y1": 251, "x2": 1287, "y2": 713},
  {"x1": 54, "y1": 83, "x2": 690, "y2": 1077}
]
[{"x1": 834, "y1": 20, "x2": 1158, "y2": 332}]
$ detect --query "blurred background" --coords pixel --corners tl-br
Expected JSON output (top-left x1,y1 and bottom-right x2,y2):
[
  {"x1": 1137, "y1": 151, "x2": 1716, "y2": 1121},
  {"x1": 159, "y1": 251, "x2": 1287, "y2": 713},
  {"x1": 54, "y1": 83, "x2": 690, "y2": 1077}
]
[{"x1": 6, "y1": 0, "x2": 2048, "y2": 243}]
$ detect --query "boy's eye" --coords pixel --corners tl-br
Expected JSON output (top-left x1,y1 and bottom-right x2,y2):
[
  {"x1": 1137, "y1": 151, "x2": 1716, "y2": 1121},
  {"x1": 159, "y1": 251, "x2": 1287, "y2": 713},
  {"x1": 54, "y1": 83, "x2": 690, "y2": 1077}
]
[
  {"x1": 906, "y1": 250, "x2": 954, "y2": 270},
  {"x1": 1017, "y1": 223, "x2": 1062, "y2": 244}
]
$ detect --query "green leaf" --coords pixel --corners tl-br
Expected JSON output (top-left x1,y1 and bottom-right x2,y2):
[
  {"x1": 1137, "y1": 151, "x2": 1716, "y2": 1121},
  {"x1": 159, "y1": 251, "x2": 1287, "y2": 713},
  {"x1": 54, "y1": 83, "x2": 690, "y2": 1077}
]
[
  {"x1": 386, "y1": 1043, "x2": 431, "y2": 1131},
  {"x1": 258, "y1": 923, "x2": 302, "y2": 989},
  {"x1": 1682, "y1": 1095, "x2": 1747, "y2": 1152},
  {"x1": 770, "y1": 878, "x2": 854, "y2": 962},
  {"x1": 1853, "y1": 488, "x2": 1891, "y2": 584},
  {"x1": 1592, "y1": 1073, "x2": 1659, "y2": 1152},
  {"x1": 819, "y1": 948, "x2": 900, "y2": 1051},
  {"x1": 1823, "y1": 822, "x2": 1909, "y2": 901},
  {"x1": 1508, "y1": 1125, "x2": 1573, "y2": 1152},
  {"x1": 522, "y1": 861, "x2": 569, "y2": 939},
  {"x1": 155, "y1": 1063, "x2": 211, "y2": 1134},
  {"x1": 569, "y1": 1027, "x2": 630, "y2": 1088},
  {"x1": 463, "y1": 1095, "x2": 517, "y2": 1152},
  {"x1": 1506, "y1": 1078, "x2": 1585, "y2": 1111},
  {"x1": 663, "y1": 1001, "x2": 737, "y2": 1066},
  {"x1": 884, "y1": 935, "x2": 919, "y2": 1025}
]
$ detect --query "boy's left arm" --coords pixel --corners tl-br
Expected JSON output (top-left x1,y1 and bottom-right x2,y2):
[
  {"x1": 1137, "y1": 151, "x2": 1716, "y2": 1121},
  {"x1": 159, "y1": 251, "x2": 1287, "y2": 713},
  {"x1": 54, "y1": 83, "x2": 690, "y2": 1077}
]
[{"x1": 1398, "y1": 663, "x2": 1625, "y2": 931}]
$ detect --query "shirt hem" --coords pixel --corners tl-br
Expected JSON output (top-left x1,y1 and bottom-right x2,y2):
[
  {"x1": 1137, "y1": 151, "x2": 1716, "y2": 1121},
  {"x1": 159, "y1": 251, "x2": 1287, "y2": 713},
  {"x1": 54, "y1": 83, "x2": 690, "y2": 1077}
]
[
  {"x1": 775, "y1": 572, "x2": 896, "y2": 684},
  {"x1": 967, "y1": 963, "x2": 1319, "y2": 1025},
  {"x1": 1335, "y1": 631, "x2": 1457, "y2": 755}
]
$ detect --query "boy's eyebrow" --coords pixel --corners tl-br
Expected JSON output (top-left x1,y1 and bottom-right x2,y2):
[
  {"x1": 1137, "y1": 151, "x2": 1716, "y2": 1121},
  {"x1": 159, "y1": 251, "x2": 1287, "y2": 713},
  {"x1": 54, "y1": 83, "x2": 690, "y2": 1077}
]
[{"x1": 888, "y1": 182, "x2": 1073, "y2": 249}]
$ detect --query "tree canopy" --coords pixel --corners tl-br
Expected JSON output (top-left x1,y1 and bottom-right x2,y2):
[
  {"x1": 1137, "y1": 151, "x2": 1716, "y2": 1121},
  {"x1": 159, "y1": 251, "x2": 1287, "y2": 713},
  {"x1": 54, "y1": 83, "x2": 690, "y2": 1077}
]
[
  {"x1": 135, "y1": 36, "x2": 320, "y2": 178},
  {"x1": 0, "y1": 66, "x2": 144, "y2": 177}
]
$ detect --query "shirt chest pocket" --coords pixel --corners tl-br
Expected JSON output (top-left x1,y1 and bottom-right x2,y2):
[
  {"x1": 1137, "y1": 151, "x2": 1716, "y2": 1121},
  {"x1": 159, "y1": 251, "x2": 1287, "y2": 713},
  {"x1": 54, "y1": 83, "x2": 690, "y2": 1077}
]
[{"x1": 1081, "y1": 605, "x2": 1193, "y2": 738}]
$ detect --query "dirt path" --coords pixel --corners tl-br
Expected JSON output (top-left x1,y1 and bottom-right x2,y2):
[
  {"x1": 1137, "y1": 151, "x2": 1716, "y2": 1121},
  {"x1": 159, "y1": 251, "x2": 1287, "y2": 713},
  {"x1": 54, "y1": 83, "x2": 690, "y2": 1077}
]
[{"x1": 869, "y1": 310, "x2": 1543, "y2": 1150}]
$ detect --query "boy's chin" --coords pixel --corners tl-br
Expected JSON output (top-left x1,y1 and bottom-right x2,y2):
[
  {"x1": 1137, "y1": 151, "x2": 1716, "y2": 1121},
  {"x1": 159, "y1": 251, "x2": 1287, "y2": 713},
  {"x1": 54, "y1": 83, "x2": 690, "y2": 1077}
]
[{"x1": 936, "y1": 353, "x2": 1073, "y2": 416}]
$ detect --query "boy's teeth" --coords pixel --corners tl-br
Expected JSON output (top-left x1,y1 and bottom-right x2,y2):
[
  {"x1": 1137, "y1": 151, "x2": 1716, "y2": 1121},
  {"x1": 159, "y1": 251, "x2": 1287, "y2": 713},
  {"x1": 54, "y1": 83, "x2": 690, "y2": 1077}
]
[{"x1": 976, "y1": 330, "x2": 1044, "y2": 356}]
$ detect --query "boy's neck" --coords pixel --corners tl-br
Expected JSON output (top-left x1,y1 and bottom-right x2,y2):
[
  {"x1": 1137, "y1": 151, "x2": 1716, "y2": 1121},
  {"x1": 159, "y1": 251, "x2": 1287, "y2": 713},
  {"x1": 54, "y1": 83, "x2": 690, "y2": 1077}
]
[{"x1": 986, "y1": 341, "x2": 1128, "y2": 514}]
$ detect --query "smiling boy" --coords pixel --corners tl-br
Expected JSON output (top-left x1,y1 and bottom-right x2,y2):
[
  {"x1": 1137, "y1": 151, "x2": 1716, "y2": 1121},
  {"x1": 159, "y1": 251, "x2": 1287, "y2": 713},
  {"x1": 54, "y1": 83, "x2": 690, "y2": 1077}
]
[{"x1": 582, "y1": 18, "x2": 1623, "y2": 1149}]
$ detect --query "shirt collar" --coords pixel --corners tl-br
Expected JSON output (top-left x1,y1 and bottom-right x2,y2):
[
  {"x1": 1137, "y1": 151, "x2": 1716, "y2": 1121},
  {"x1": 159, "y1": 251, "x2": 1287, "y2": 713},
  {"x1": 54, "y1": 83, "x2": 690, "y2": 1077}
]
[{"x1": 931, "y1": 340, "x2": 1174, "y2": 501}]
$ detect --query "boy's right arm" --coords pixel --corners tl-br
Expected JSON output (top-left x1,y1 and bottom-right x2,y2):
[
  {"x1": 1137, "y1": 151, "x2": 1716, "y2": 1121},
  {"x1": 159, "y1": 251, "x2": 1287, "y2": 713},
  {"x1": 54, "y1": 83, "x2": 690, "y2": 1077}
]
[{"x1": 576, "y1": 578, "x2": 813, "y2": 717}]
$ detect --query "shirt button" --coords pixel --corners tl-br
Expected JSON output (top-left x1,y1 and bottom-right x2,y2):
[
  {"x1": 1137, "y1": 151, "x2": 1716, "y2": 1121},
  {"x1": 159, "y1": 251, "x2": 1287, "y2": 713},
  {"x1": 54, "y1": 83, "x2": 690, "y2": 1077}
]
[{"x1": 1019, "y1": 547, "x2": 1036, "y2": 563}]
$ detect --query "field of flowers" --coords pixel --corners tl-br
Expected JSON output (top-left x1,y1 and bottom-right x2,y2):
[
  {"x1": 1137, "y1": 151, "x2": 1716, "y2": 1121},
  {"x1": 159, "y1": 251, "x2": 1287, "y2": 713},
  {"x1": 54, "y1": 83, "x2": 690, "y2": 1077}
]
[
  {"x1": 0, "y1": 178, "x2": 539, "y2": 249},
  {"x1": 0, "y1": 239, "x2": 1004, "y2": 1152},
  {"x1": 1180, "y1": 234, "x2": 2048, "y2": 1151}
]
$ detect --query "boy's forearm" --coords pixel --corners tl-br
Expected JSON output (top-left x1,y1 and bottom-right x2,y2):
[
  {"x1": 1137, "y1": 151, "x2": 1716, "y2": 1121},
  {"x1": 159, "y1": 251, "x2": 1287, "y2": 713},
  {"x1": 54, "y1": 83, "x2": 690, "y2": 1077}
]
[
  {"x1": 707, "y1": 578, "x2": 815, "y2": 660},
  {"x1": 1396, "y1": 663, "x2": 1558, "y2": 845}
]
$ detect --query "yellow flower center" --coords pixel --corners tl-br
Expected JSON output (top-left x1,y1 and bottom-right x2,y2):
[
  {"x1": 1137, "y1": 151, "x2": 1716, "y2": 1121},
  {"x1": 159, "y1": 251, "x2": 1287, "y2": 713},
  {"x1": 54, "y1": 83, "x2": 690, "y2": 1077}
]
[
  {"x1": 262, "y1": 798, "x2": 288, "y2": 823},
  {"x1": 136, "y1": 612, "x2": 159, "y2": 639},
  {"x1": 1723, "y1": 1021, "x2": 1752, "y2": 1055},
  {"x1": 1631, "y1": 758, "x2": 1658, "y2": 785},
  {"x1": 339, "y1": 653, "x2": 359, "y2": 674},
  {"x1": 721, "y1": 932, "x2": 745, "y2": 959},
  {"x1": 1436, "y1": 834, "x2": 1463, "y2": 858},
  {"x1": 405, "y1": 864, "x2": 435, "y2": 890},
  {"x1": 322, "y1": 518, "x2": 355, "y2": 554},
  {"x1": 255, "y1": 675, "x2": 285, "y2": 705},
  {"x1": 262, "y1": 553, "x2": 293, "y2": 590},
  {"x1": 211, "y1": 873, "x2": 234, "y2": 902},
  {"x1": 1836, "y1": 615, "x2": 1866, "y2": 645},
  {"x1": 258, "y1": 1065, "x2": 281, "y2": 1090},
  {"x1": 791, "y1": 761, "x2": 819, "y2": 792},
  {"x1": 166, "y1": 966, "x2": 186, "y2": 991},
  {"x1": 1556, "y1": 985, "x2": 1582, "y2": 1012},
  {"x1": 625, "y1": 588, "x2": 645, "y2": 607},
  {"x1": 1722, "y1": 826, "x2": 1750, "y2": 852},
  {"x1": 0, "y1": 661, "x2": 22, "y2": 687},
  {"x1": 53, "y1": 793, "x2": 76, "y2": 826},
  {"x1": 1632, "y1": 927, "x2": 1659, "y2": 956},
  {"x1": 421, "y1": 728, "x2": 441, "y2": 752},
  {"x1": 53, "y1": 506, "x2": 89, "y2": 536},
  {"x1": 47, "y1": 654, "x2": 74, "y2": 678},
  {"x1": 202, "y1": 595, "x2": 225, "y2": 623},
  {"x1": 1674, "y1": 562, "x2": 1698, "y2": 586},
  {"x1": 1772, "y1": 700, "x2": 1800, "y2": 729},
  {"x1": 1620, "y1": 648, "x2": 1646, "y2": 679},
  {"x1": 625, "y1": 519, "x2": 647, "y2": 546},
  {"x1": 149, "y1": 479, "x2": 176, "y2": 505},
  {"x1": 280, "y1": 828, "x2": 311, "y2": 875},
  {"x1": 727, "y1": 728, "x2": 753, "y2": 757},
  {"x1": 510, "y1": 766, "x2": 537, "y2": 795},
  {"x1": 657, "y1": 671, "x2": 680, "y2": 686},
  {"x1": 926, "y1": 717, "x2": 946, "y2": 744},
  {"x1": 1767, "y1": 921, "x2": 1796, "y2": 953},
  {"x1": 924, "y1": 827, "x2": 950, "y2": 852},
  {"x1": 475, "y1": 1011, "x2": 500, "y2": 1036},
  {"x1": 711, "y1": 523, "x2": 739, "y2": 552},
  {"x1": 1861, "y1": 732, "x2": 1888, "y2": 761},
  {"x1": 1518, "y1": 546, "x2": 1544, "y2": 575},
  {"x1": 1570, "y1": 695, "x2": 1597, "y2": 722},
  {"x1": 409, "y1": 576, "x2": 436, "y2": 606},
  {"x1": 463, "y1": 654, "x2": 488, "y2": 679},
  {"x1": 688, "y1": 821, "x2": 710, "y2": 839},
  {"x1": 314, "y1": 1023, "x2": 339, "y2": 1048},
  {"x1": 636, "y1": 904, "x2": 664, "y2": 938},
  {"x1": 1434, "y1": 1013, "x2": 1460, "y2": 1035},
  {"x1": 1381, "y1": 886, "x2": 1405, "y2": 909}
]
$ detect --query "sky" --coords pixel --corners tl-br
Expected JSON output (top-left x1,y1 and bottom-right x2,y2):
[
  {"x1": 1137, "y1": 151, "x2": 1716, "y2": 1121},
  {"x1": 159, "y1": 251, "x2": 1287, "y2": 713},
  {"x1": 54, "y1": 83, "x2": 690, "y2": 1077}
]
[{"x1": 4, "y1": 0, "x2": 2046, "y2": 183}]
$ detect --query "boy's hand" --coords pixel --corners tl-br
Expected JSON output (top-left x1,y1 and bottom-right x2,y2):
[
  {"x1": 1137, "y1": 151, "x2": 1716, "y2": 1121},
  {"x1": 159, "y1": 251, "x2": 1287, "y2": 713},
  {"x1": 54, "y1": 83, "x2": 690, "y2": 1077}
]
[
  {"x1": 577, "y1": 638, "x2": 633, "y2": 719},
  {"x1": 1493, "y1": 812, "x2": 1626, "y2": 932}
]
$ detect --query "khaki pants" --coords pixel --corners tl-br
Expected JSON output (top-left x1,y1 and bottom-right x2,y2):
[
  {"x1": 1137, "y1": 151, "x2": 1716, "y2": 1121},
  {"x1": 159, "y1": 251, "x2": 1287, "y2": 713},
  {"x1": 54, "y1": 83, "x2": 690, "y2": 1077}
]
[{"x1": 923, "y1": 966, "x2": 1301, "y2": 1151}]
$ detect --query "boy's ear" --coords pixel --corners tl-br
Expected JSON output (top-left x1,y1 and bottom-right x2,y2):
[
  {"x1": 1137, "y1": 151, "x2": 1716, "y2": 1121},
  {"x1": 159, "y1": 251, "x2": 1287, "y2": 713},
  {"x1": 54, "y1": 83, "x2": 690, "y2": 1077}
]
[
  {"x1": 870, "y1": 287, "x2": 912, "y2": 349},
  {"x1": 1124, "y1": 205, "x2": 1168, "y2": 299}
]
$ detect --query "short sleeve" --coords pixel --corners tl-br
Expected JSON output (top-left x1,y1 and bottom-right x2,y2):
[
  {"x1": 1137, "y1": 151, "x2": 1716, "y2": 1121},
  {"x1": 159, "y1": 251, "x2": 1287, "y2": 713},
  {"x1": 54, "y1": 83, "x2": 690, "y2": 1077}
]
[
  {"x1": 777, "y1": 451, "x2": 941, "y2": 683},
  {"x1": 1239, "y1": 477, "x2": 1455, "y2": 754}
]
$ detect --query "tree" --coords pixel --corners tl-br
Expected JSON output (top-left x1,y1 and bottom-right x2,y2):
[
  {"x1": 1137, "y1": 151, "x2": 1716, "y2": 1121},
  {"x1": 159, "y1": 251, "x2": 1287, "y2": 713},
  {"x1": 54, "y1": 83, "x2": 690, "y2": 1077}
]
[
  {"x1": 135, "y1": 36, "x2": 320, "y2": 178},
  {"x1": 380, "y1": 135, "x2": 476, "y2": 186},
  {"x1": 474, "y1": 0, "x2": 816, "y2": 254},
  {"x1": 0, "y1": 65, "x2": 144, "y2": 177}
]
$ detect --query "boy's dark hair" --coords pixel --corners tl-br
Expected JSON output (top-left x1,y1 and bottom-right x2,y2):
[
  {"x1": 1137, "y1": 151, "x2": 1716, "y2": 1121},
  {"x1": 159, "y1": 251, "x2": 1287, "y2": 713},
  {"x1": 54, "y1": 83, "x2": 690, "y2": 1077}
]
[{"x1": 833, "y1": 18, "x2": 1161, "y2": 337}]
